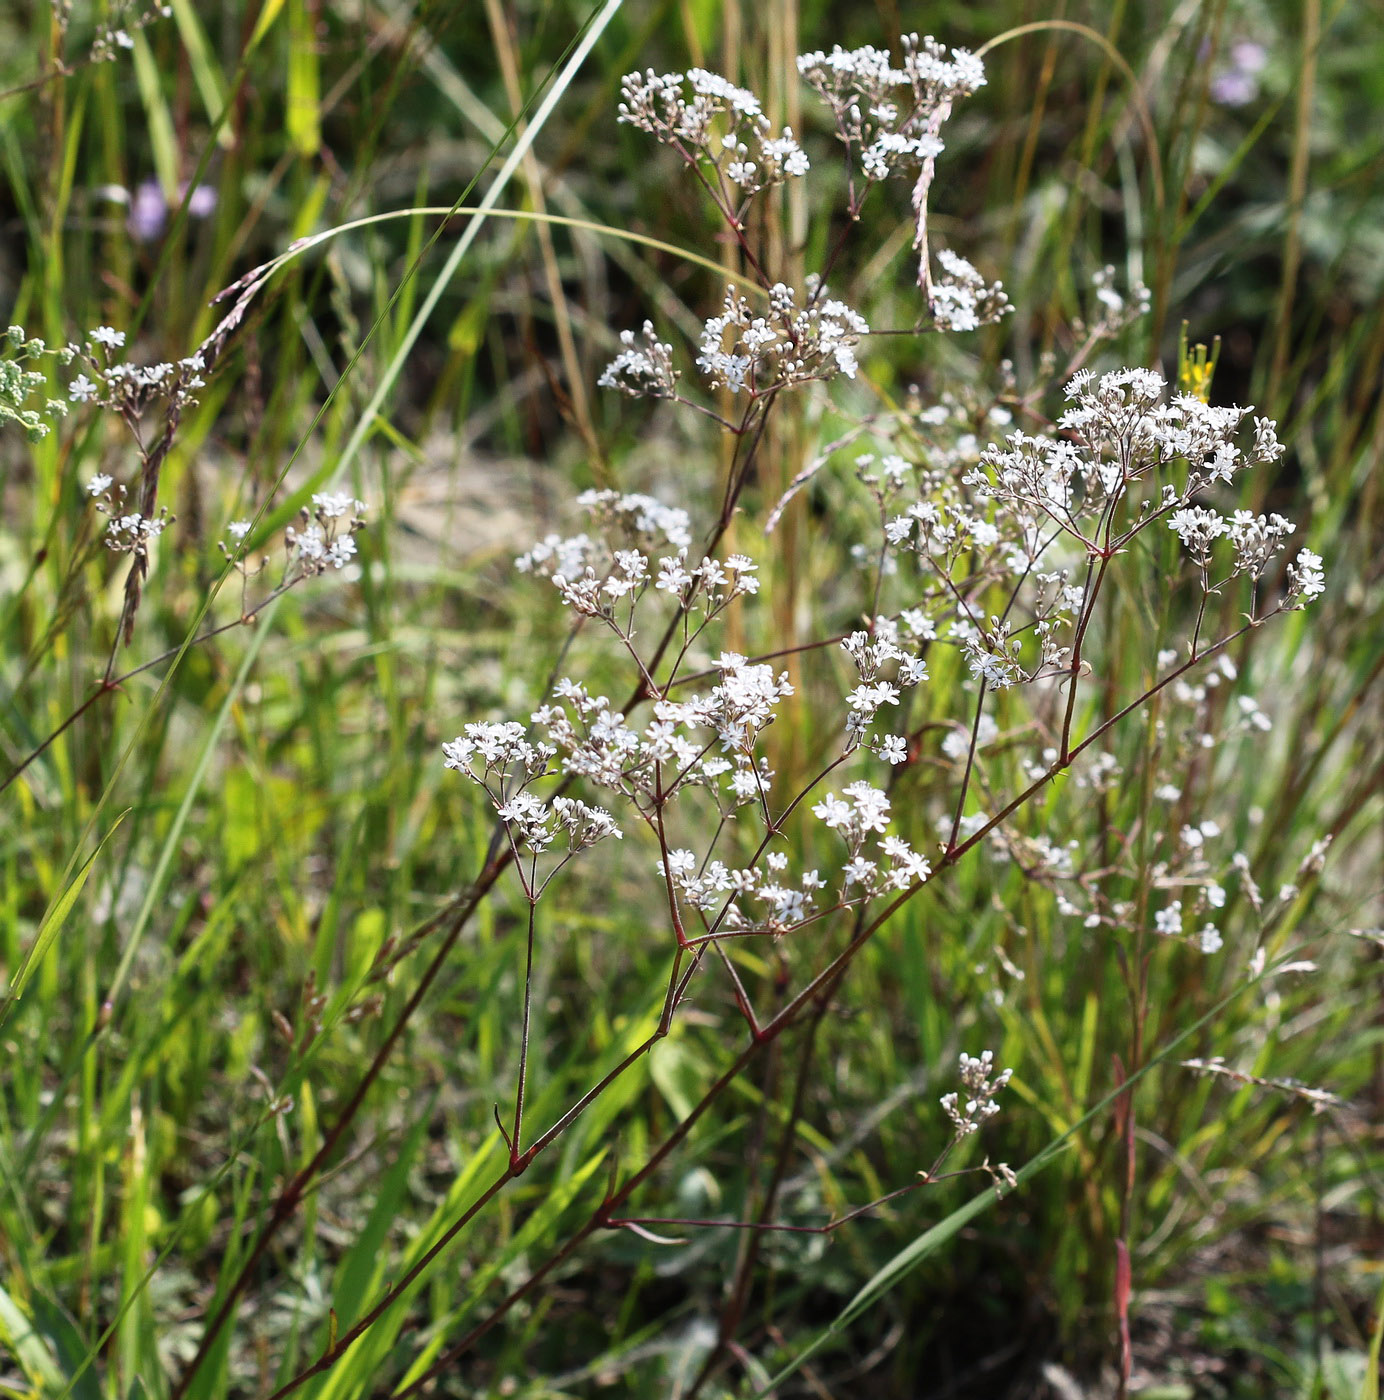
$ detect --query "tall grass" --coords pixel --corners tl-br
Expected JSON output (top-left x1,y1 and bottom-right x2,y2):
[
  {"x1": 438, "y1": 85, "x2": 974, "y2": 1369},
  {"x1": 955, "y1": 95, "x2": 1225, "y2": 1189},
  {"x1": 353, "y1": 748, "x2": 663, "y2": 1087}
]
[{"x1": 1, "y1": 4, "x2": 1380, "y2": 1399}]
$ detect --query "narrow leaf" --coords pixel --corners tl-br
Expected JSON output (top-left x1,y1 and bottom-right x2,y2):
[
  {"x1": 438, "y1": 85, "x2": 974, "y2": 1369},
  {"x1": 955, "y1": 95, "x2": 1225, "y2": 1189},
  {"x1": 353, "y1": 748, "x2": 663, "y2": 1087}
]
[{"x1": 4, "y1": 811, "x2": 128, "y2": 1011}]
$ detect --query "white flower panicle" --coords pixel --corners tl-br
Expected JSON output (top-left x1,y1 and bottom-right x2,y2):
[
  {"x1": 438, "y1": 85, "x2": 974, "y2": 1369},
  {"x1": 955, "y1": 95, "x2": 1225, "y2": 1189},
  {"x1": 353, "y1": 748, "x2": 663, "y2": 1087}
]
[
  {"x1": 104, "y1": 509, "x2": 171, "y2": 556},
  {"x1": 1167, "y1": 506, "x2": 1227, "y2": 562},
  {"x1": 515, "y1": 492, "x2": 768, "y2": 627},
  {"x1": 797, "y1": 34, "x2": 985, "y2": 182},
  {"x1": 1084, "y1": 265, "x2": 1152, "y2": 338},
  {"x1": 940, "y1": 1051, "x2": 1013, "y2": 1137},
  {"x1": 602, "y1": 41, "x2": 1012, "y2": 407},
  {"x1": 812, "y1": 781, "x2": 932, "y2": 895},
  {"x1": 696, "y1": 281, "x2": 869, "y2": 394},
  {"x1": 840, "y1": 625, "x2": 928, "y2": 749},
  {"x1": 598, "y1": 323, "x2": 679, "y2": 399},
  {"x1": 928, "y1": 250, "x2": 1012, "y2": 332},
  {"x1": 1286, "y1": 548, "x2": 1326, "y2": 604},
  {"x1": 517, "y1": 491, "x2": 691, "y2": 580},
  {"x1": 86, "y1": 1, "x2": 174, "y2": 63},
  {"x1": 656, "y1": 847, "x2": 828, "y2": 935},
  {"x1": 617, "y1": 68, "x2": 809, "y2": 197},
  {"x1": 285, "y1": 494, "x2": 367, "y2": 575},
  {"x1": 427, "y1": 41, "x2": 1333, "y2": 1179},
  {"x1": 65, "y1": 326, "x2": 207, "y2": 417},
  {"x1": 443, "y1": 721, "x2": 621, "y2": 869},
  {"x1": 960, "y1": 367, "x2": 1317, "y2": 610},
  {"x1": 524, "y1": 652, "x2": 792, "y2": 818}
]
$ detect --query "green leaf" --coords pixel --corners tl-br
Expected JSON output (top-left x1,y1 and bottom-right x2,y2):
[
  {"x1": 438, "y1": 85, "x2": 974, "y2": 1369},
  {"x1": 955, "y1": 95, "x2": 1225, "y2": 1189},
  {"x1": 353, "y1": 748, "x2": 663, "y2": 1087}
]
[
  {"x1": 0, "y1": 1282, "x2": 67, "y2": 1394},
  {"x1": 1362, "y1": 1273, "x2": 1384, "y2": 1400},
  {"x1": 130, "y1": 32, "x2": 179, "y2": 200},
  {"x1": 168, "y1": 0, "x2": 232, "y2": 146},
  {"x1": 3, "y1": 811, "x2": 128, "y2": 1013},
  {"x1": 649, "y1": 1037, "x2": 710, "y2": 1120},
  {"x1": 286, "y1": 0, "x2": 321, "y2": 157}
]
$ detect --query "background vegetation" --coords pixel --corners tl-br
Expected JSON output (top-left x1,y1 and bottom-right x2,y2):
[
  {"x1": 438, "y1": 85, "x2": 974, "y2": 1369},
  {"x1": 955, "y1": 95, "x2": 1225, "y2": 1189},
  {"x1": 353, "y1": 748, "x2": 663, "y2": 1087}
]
[{"x1": 1, "y1": 1, "x2": 1380, "y2": 1397}]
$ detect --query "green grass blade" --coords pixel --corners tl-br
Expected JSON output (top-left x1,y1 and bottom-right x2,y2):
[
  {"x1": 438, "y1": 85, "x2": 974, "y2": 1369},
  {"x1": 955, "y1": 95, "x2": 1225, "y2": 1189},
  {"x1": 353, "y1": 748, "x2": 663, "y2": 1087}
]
[
  {"x1": 167, "y1": 0, "x2": 232, "y2": 146},
  {"x1": 0, "y1": 1282, "x2": 67, "y2": 1395},
  {"x1": 2, "y1": 809, "x2": 127, "y2": 1015}
]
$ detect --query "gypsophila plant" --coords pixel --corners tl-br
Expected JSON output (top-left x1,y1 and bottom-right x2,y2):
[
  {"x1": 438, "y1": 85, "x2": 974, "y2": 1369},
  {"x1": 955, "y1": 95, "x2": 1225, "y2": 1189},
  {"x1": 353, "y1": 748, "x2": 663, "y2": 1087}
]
[
  {"x1": 5, "y1": 16, "x2": 1373, "y2": 1400},
  {"x1": 347, "y1": 35, "x2": 1327, "y2": 1399},
  {"x1": 137, "y1": 32, "x2": 1340, "y2": 1400}
]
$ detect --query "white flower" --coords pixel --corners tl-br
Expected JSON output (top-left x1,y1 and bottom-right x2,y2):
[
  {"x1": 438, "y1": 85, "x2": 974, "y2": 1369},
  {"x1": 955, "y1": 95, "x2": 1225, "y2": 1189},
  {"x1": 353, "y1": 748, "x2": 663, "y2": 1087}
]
[
  {"x1": 1168, "y1": 506, "x2": 1227, "y2": 560},
  {"x1": 325, "y1": 536, "x2": 357, "y2": 569},
  {"x1": 312, "y1": 491, "x2": 364, "y2": 519},
  {"x1": 876, "y1": 735, "x2": 908, "y2": 765},
  {"x1": 86, "y1": 472, "x2": 113, "y2": 496},
  {"x1": 104, "y1": 511, "x2": 169, "y2": 554},
  {"x1": 812, "y1": 794, "x2": 851, "y2": 829},
  {"x1": 90, "y1": 326, "x2": 126, "y2": 349},
  {"x1": 843, "y1": 780, "x2": 891, "y2": 833},
  {"x1": 1197, "y1": 924, "x2": 1223, "y2": 954},
  {"x1": 1287, "y1": 547, "x2": 1325, "y2": 602},
  {"x1": 441, "y1": 738, "x2": 474, "y2": 770},
  {"x1": 1154, "y1": 902, "x2": 1183, "y2": 936},
  {"x1": 69, "y1": 375, "x2": 98, "y2": 403}
]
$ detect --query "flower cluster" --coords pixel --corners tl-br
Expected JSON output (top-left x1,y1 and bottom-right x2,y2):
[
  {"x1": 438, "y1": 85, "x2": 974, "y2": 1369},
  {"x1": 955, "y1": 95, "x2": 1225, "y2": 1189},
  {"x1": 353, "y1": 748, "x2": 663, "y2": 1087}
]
[
  {"x1": 531, "y1": 656, "x2": 792, "y2": 807},
  {"x1": 442, "y1": 721, "x2": 622, "y2": 878},
  {"x1": 596, "y1": 323, "x2": 679, "y2": 399},
  {"x1": 963, "y1": 368, "x2": 1314, "y2": 612},
  {"x1": 518, "y1": 490, "x2": 691, "y2": 578},
  {"x1": 940, "y1": 1051, "x2": 1013, "y2": 1137},
  {"x1": 86, "y1": 473, "x2": 174, "y2": 556},
  {"x1": 515, "y1": 491, "x2": 766, "y2": 630},
  {"x1": 617, "y1": 68, "x2": 810, "y2": 198},
  {"x1": 973, "y1": 369, "x2": 1276, "y2": 539},
  {"x1": 927, "y1": 249, "x2": 1012, "y2": 332},
  {"x1": 812, "y1": 781, "x2": 933, "y2": 895},
  {"x1": 281, "y1": 493, "x2": 367, "y2": 576},
  {"x1": 797, "y1": 34, "x2": 985, "y2": 182},
  {"x1": 1083, "y1": 264, "x2": 1152, "y2": 340},
  {"x1": 694, "y1": 281, "x2": 869, "y2": 394},
  {"x1": 656, "y1": 848, "x2": 826, "y2": 935},
  {"x1": 428, "y1": 35, "x2": 1338, "y2": 1271},
  {"x1": 104, "y1": 508, "x2": 172, "y2": 557},
  {"x1": 840, "y1": 625, "x2": 927, "y2": 752},
  {"x1": 798, "y1": 35, "x2": 999, "y2": 301},
  {"x1": 66, "y1": 326, "x2": 207, "y2": 418}
]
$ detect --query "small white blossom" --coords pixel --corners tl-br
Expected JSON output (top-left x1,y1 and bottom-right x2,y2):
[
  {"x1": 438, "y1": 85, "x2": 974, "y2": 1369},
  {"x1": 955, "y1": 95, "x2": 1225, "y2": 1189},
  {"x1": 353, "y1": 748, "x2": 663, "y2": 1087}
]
[
  {"x1": 1286, "y1": 547, "x2": 1325, "y2": 603},
  {"x1": 941, "y1": 1050, "x2": 1012, "y2": 1137}
]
